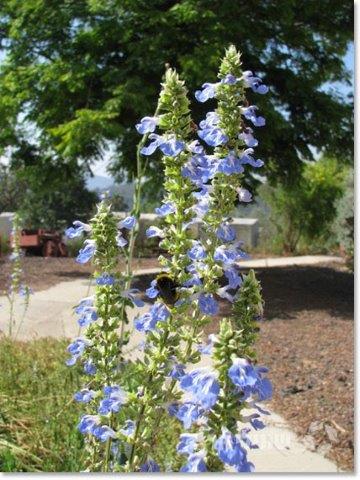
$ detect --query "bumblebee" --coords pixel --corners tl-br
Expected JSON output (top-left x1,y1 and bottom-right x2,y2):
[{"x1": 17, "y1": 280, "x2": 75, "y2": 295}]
[{"x1": 156, "y1": 272, "x2": 179, "y2": 306}]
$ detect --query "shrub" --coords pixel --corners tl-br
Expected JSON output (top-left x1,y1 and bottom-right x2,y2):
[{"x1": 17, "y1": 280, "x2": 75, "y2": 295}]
[
  {"x1": 333, "y1": 168, "x2": 354, "y2": 269},
  {"x1": 260, "y1": 157, "x2": 348, "y2": 254}
]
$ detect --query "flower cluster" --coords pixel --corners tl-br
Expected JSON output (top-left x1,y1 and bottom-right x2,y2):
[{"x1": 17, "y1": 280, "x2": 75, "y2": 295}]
[
  {"x1": 67, "y1": 45, "x2": 272, "y2": 473},
  {"x1": 5, "y1": 213, "x2": 33, "y2": 337},
  {"x1": 65, "y1": 202, "x2": 141, "y2": 471}
]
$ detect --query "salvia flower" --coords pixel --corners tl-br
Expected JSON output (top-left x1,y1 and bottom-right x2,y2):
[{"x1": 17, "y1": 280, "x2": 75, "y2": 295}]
[
  {"x1": 76, "y1": 240, "x2": 96, "y2": 264},
  {"x1": 95, "y1": 274, "x2": 115, "y2": 286},
  {"x1": 118, "y1": 216, "x2": 136, "y2": 230},
  {"x1": 180, "y1": 451, "x2": 207, "y2": 472},
  {"x1": 214, "y1": 427, "x2": 247, "y2": 468},
  {"x1": 74, "y1": 389, "x2": 96, "y2": 403},
  {"x1": 180, "y1": 368, "x2": 220, "y2": 409},
  {"x1": 177, "y1": 433, "x2": 200, "y2": 456},
  {"x1": 134, "y1": 302, "x2": 170, "y2": 332},
  {"x1": 198, "y1": 293, "x2": 219, "y2": 316},
  {"x1": 65, "y1": 220, "x2": 91, "y2": 239},
  {"x1": 195, "y1": 82, "x2": 217, "y2": 102},
  {"x1": 66, "y1": 337, "x2": 87, "y2": 366},
  {"x1": 98, "y1": 385, "x2": 127, "y2": 415},
  {"x1": 145, "y1": 226, "x2": 165, "y2": 238},
  {"x1": 241, "y1": 106, "x2": 266, "y2": 127},
  {"x1": 135, "y1": 116, "x2": 158, "y2": 134},
  {"x1": 155, "y1": 202, "x2": 176, "y2": 216}
]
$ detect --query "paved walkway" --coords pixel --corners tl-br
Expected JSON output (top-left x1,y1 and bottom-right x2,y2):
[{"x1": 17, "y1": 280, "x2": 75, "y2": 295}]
[{"x1": 0, "y1": 255, "x2": 343, "y2": 472}]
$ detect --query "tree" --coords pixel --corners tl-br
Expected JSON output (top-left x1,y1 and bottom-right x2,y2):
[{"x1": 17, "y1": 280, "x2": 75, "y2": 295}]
[
  {"x1": 0, "y1": 0, "x2": 353, "y2": 196},
  {"x1": 0, "y1": 150, "x2": 98, "y2": 229}
]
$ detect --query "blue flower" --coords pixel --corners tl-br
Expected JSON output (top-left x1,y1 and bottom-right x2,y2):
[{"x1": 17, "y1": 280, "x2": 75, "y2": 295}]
[
  {"x1": 180, "y1": 451, "x2": 207, "y2": 472},
  {"x1": 134, "y1": 302, "x2": 170, "y2": 332},
  {"x1": 214, "y1": 245, "x2": 240, "y2": 266},
  {"x1": 140, "y1": 133, "x2": 162, "y2": 155},
  {"x1": 240, "y1": 148, "x2": 264, "y2": 168},
  {"x1": 216, "y1": 223, "x2": 236, "y2": 243},
  {"x1": 18, "y1": 285, "x2": 33, "y2": 297},
  {"x1": 237, "y1": 187, "x2": 252, "y2": 202},
  {"x1": 198, "y1": 293, "x2": 219, "y2": 316},
  {"x1": 187, "y1": 140, "x2": 205, "y2": 154},
  {"x1": 180, "y1": 368, "x2": 220, "y2": 409},
  {"x1": 121, "y1": 288, "x2": 145, "y2": 307},
  {"x1": 75, "y1": 296, "x2": 94, "y2": 314},
  {"x1": 214, "y1": 427, "x2": 247, "y2": 467},
  {"x1": 239, "y1": 127, "x2": 258, "y2": 147},
  {"x1": 139, "y1": 460, "x2": 160, "y2": 472},
  {"x1": 195, "y1": 82, "x2": 217, "y2": 102},
  {"x1": 84, "y1": 359, "x2": 97, "y2": 375},
  {"x1": 169, "y1": 361, "x2": 186, "y2": 380},
  {"x1": 228, "y1": 359, "x2": 273, "y2": 401},
  {"x1": 168, "y1": 402, "x2": 204, "y2": 429},
  {"x1": 240, "y1": 427, "x2": 259, "y2": 449},
  {"x1": 118, "y1": 215, "x2": 136, "y2": 230},
  {"x1": 146, "y1": 279, "x2": 159, "y2": 299},
  {"x1": 187, "y1": 241, "x2": 207, "y2": 261},
  {"x1": 228, "y1": 358, "x2": 259, "y2": 389},
  {"x1": 199, "y1": 111, "x2": 219, "y2": 129},
  {"x1": 120, "y1": 419, "x2": 136, "y2": 437},
  {"x1": 92, "y1": 424, "x2": 117, "y2": 442},
  {"x1": 74, "y1": 389, "x2": 96, "y2": 403},
  {"x1": 216, "y1": 152, "x2": 244, "y2": 175},
  {"x1": 224, "y1": 267, "x2": 243, "y2": 289},
  {"x1": 65, "y1": 220, "x2": 91, "y2": 239},
  {"x1": 159, "y1": 137, "x2": 185, "y2": 157},
  {"x1": 145, "y1": 226, "x2": 165, "y2": 238},
  {"x1": 76, "y1": 240, "x2": 96, "y2": 264},
  {"x1": 236, "y1": 461, "x2": 255, "y2": 472},
  {"x1": 135, "y1": 116, "x2": 158, "y2": 134},
  {"x1": 182, "y1": 154, "x2": 215, "y2": 186},
  {"x1": 98, "y1": 385, "x2": 127, "y2": 415},
  {"x1": 78, "y1": 308, "x2": 98, "y2": 327},
  {"x1": 221, "y1": 73, "x2": 238, "y2": 85},
  {"x1": 177, "y1": 433, "x2": 200, "y2": 456},
  {"x1": 95, "y1": 273, "x2": 115, "y2": 286},
  {"x1": 66, "y1": 338, "x2": 87, "y2": 366},
  {"x1": 242, "y1": 70, "x2": 269, "y2": 94},
  {"x1": 250, "y1": 417, "x2": 265, "y2": 430},
  {"x1": 115, "y1": 232, "x2": 128, "y2": 247},
  {"x1": 241, "y1": 106, "x2": 266, "y2": 127},
  {"x1": 78, "y1": 414, "x2": 99, "y2": 435},
  {"x1": 198, "y1": 127, "x2": 228, "y2": 147},
  {"x1": 155, "y1": 202, "x2": 176, "y2": 217}
]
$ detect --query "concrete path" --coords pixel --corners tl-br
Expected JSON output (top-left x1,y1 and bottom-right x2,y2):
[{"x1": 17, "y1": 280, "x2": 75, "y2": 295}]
[
  {"x1": 0, "y1": 254, "x2": 343, "y2": 339},
  {"x1": 0, "y1": 273, "x2": 341, "y2": 472}
]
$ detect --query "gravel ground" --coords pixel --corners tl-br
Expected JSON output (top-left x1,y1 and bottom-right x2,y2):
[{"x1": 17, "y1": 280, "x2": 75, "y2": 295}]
[{"x1": 0, "y1": 257, "x2": 354, "y2": 470}]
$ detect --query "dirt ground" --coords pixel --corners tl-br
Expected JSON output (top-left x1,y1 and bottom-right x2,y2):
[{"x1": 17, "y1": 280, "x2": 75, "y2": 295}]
[{"x1": 0, "y1": 257, "x2": 354, "y2": 471}]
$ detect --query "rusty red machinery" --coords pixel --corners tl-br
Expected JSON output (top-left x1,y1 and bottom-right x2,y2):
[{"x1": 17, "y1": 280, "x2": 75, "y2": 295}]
[{"x1": 13, "y1": 229, "x2": 68, "y2": 257}]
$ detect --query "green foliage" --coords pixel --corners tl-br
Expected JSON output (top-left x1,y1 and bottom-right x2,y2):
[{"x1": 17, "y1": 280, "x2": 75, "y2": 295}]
[
  {"x1": 0, "y1": 0, "x2": 353, "y2": 194},
  {"x1": 333, "y1": 168, "x2": 354, "y2": 269},
  {"x1": 260, "y1": 157, "x2": 348, "y2": 253},
  {"x1": 0, "y1": 158, "x2": 98, "y2": 229},
  {"x1": 0, "y1": 337, "x2": 180, "y2": 472},
  {"x1": 0, "y1": 338, "x2": 84, "y2": 472}
]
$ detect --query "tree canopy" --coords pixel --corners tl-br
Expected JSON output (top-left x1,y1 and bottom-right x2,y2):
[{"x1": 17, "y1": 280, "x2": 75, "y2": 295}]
[{"x1": 0, "y1": 0, "x2": 353, "y2": 195}]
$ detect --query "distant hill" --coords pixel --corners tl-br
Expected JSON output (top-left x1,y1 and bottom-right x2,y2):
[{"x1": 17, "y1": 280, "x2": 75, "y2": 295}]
[{"x1": 86, "y1": 175, "x2": 134, "y2": 209}]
